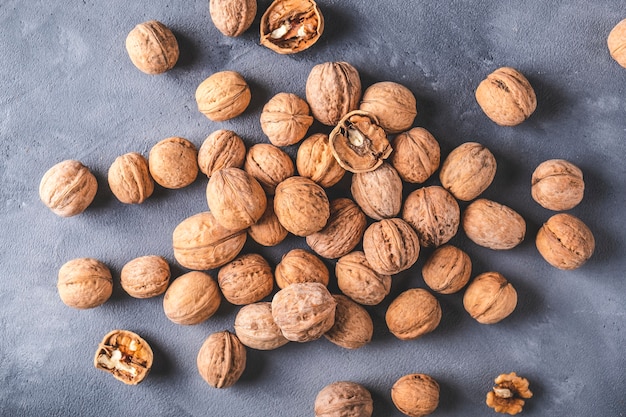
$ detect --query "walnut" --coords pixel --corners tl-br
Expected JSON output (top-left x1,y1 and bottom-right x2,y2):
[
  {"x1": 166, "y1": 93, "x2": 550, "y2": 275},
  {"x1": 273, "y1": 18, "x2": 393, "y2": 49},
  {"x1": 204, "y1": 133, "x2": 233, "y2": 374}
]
[
  {"x1": 324, "y1": 295, "x2": 373, "y2": 350},
  {"x1": 234, "y1": 302, "x2": 289, "y2": 350},
  {"x1": 260, "y1": 0, "x2": 324, "y2": 54},
  {"x1": 197, "y1": 330, "x2": 246, "y2": 388},
  {"x1": 196, "y1": 70, "x2": 251, "y2": 121},
  {"x1": 359, "y1": 81, "x2": 417, "y2": 134},
  {"x1": 402, "y1": 186, "x2": 460, "y2": 247},
  {"x1": 390, "y1": 127, "x2": 440, "y2": 184},
  {"x1": 362, "y1": 218, "x2": 420, "y2": 275},
  {"x1": 274, "y1": 176, "x2": 330, "y2": 236},
  {"x1": 463, "y1": 272, "x2": 517, "y2": 324},
  {"x1": 39, "y1": 159, "x2": 98, "y2": 217},
  {"x1": 531, "y1": 159, "x2": 584, "y2": 211},
  {"x1": 260, "y1": 92, "x2": 314, "y2": 146},
  {"x1": 336, "y1": 251, "x2": 391, "y2": 306},
  {"x1": 536, "y1": 213, "x2": 595, "y2": 270},
  {"x1": 243, "y1": 143, "x2": 295, "y2": 194},
  {"x1": 385, "y1": 288, "x2": 441, "y2": 340},
  {"x1": 120, "y1": 255, "x2": 170, "y2": 298},
  {"x1": 57, "y1": 258, "x2": 112, "y2": 309},
  {"x1": 421, "y1": 245, "x2": 471, "y2": 294},
  {"x1": 248, "y1": 197, "x2": 289, "y2": 247},
  {"x1": 462, "y1": 199, "x2": 526, "y2": 250},
  {"x1": 274, "y1": 248, "x2": 329, "y2": 289},
  {"x1": 486, "y1": 372, "x2": 533, "y2": 415},
  {"x1": 391, "y1": 373, "x2": 440, "y2": 417},
  {"x1": 125, "y1": 20, "x2": 179, "y2": 74},
  {"x1": 351, "y1": 162, "x2": 403, "y2": 220},
  {"x1": 148, "y1": 137, "x2": 198, "y2": 189},
  {"x1": 306, "y1": 198, "x2": 367, "y2": 259},
  {"x1": 94, "y1": 330, "x2": 153, "y2": 385},
  {"x1": 439, "y1": 142, "x2": 497, "y2": 201},
  {"x1": 306, "y1": 61, "x2": 361, "y2": 126},
  {"x1": 197, "y1": 129, "x2": 246, "y2": 178},
  {"x1": 314, "y1": 381, "x2": 374, "y2": 417},
  {"x1": 475, "y1": 67, "x2": 537, "y2": 126},
  {"x1": 296, "y1": 133, "x2": 346, "y2": 188},
  {"x1": 108, "y1": 152, "x2": 154, "y2": 204},
  {"x1": 210, "y1": 0, "x2": 257, "y2": 37},
  {"x1": 271, "y1": 282, "x2": 336, "y2": 342},
  {"x1": 163, "y1": 271, "x2": 221, "y2": 325},
  {"x1": 218, "y1": 253, "x2": 274, "y2": 305},
  {"x1": 608, "y1": 19, "x2": 626, "y2": 68}
]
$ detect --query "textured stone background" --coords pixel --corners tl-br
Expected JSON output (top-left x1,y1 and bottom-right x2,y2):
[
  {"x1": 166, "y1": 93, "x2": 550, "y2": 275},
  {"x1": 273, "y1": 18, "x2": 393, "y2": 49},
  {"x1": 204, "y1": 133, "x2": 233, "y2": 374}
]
[{"x1": 1, "y1": 0, "x2": 625, "y2": 416}]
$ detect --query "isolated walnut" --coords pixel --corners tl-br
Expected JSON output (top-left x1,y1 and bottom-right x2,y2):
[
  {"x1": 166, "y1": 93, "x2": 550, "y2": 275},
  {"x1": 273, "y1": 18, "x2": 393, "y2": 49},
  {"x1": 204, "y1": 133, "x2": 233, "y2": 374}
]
[
  {"x1": 386, "y1": 288, "x2": 441, "y2": 340},
  {"x1": 402, "y1": 186, "x2": 460, "y2": 247},
  {"x1": 274, "y1": 248, "x2": 329, "y2": 289},
  {"x1": 475, "y1": 67, "x2": 537, "y2": 126},
  {"x1": 608, "y1": 19, "x2": 626, "y2": 68},
  {"x1": 234, "y1": 302, "x2": 289, "y2": 350},
  {"x1": 248, "y1": 197, "x2": 289, "y2": 246},
  {"x1": 218, "y1": 253, "x2": 274, "y2": 305},
  {"x1": 486, "y1": 372, "x2": 533, "y2": 415},
  {"x1": 351, "y1": 163, "x2": 403, "y2": 220},
  {"x1": 244, "y1": 143, "x2": 295, "y2": 194},
  {"x1": 336, "y1": 251, "x2": 391, "y2": 306},
  {"x1": 197, "y1": 330, "x2": 246, "y2": 388},
  {"x1": 120, "y1": 255, "x2": 170, "y2": 298},
  {"x1": 149, "y1": 137, "x2": 198, "y2": 189},
  {"x1": 536, "y1": 213, "x2": 595, "y2": 270},
  {"x1": 108, "y1": 152, "x2": 154, "y2": 204},
  {"x1": 39, "y1": 159, "x2": 98, "y2": 217},
  {"x1": 57, "y1": 258, "x2": 112, "y2": 309},
  {"x1": 362, "y1": 218, "x2": 420, "y2": 275},
  {"x1": 324, "y1": 295, "x2": 373, "y2": 350},
  {"x1": 210, "y1": 0, "x2": 257, "y2": 37},
  {"x1": 391, "y1": 374, "x2": 440, "y2": 417},
  {"x1": 260, "y1": 92, "x2": 314, "y2": 146},
  {"x1": 390, "y1": 127, "x2": 440, "y2": 184},
  {"x1": 359, "y1": 81, "x2": 417, "y2": 134},
  {"x1": 296, "y1": 133, "x2": 346, "y2": 188},
  {"x1": 463, "y1": 199, "x2": 526, "y2": 250},
  {"x1": 196, "y1": 70, "x2": 251, "y2": 121},
  {"x1": 197, "y1": 129, "x2": 246, "y2": 178},
  {"x1": 422, "y1": 245, "x2": 471, "y2": 294},
  {"x1": 463, "y1": 272, "x2": 517, "y2": 324},
  {"x1": 94, "y1": 330, "x2": 153, "y2": 385},
  {"x1": 260, "y1": 0, "x2": 324, "y2": 54},
  {"x1": 314, "y1": 381, "x2": 374, "y2": 417},
  {"x1": 274, "y1": 176, "x2": 330, "y2": 236},
  {"x1": 306, "y1": 61, "x2": 361, "y2": 126},
  {"x1": 125, "y1": 20, "x2": 179, "y2": 74},
  {"x1": 439, "y1": 142, "x2": 497, "y2": 201},
  {"x1": 163, "y1": 271, "x2": 221, "y2": 325},
  {"x1": 531, "y1": 159, "x2": 584, "y2": 211}
]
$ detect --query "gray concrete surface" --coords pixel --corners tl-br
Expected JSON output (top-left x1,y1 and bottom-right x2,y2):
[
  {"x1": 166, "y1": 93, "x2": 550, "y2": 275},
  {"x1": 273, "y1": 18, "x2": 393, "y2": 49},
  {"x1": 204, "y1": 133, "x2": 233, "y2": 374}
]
[{"x1": 1, "y1": 0, "x2": 625, "y2": 416}]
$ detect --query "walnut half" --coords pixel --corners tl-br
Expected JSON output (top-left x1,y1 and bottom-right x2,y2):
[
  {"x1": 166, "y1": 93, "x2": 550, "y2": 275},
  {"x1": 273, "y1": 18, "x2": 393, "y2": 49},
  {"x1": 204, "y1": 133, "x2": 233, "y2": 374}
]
[
  {"x1": 94, "y1": 330, "x2": 153, "y2": 385},
  {"x1": 486, "y1": 372, "x2": 533, "y2": 415}
]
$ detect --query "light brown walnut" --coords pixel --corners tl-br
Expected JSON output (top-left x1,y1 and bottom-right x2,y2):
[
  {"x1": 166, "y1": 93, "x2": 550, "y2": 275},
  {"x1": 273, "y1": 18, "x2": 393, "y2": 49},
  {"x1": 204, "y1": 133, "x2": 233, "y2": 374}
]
[
  {"x1": 94, "y1": 330, "x2": 153, "y2": 385},
  {"x1": 234, "y1": 302, "x2": 289, "y2": 350},
  {"x1": 462, "y1": 199, "x2": 526, "y2": 250},
  {"x1": 314, "y1": 381, "x2": 373, "y2": 417},
  {"x1": 463, "y1": 272, "x2": 517, "y2": 324},
  {"x1": 402, "y1": 186, "x2": 460, "y2": 247},
  {"x1": 149, "y1": 137, "x2": 198, "y2": 189},
  {"x1": 210, "y1": 0, "x2": 257, "y2": 37},
  {"x1": 336, "y1": 251, "x2": 391, "y2": 306},
  {"x1": 247, "y1": 197, "x2": 289, "y2": 247},
  {"x1": 439, "y1": 142, "x2": 496, "y2": 201},
  {"x1": 296, "y1": 133, "x2": 346, "y2": 188},
  {"x1": 197, "y1": 129, "x2": 246, "y2": 178},
  {"x1": 244, "y1": 143, "x2": 295, "y2": 194},
  {"x1": 362, "y1": 218, "x2": 420, "y2": 275},
  {"x1": 274, "y1": 248, "x2": 329, "y2": 289},
  {"x1": 324, "y1": 295, "x2": 373, "y2": 350},
  {"x1": 274, "y1": 176, "x2": 330, "y2": 236},
  {"x1": 125, "y1": 20, "x2": 179, "y2": 74},
  {"x1": 108, "y1": 152, "x2": 154, "y2": 204},
  {"x1": 392, "y1": 374, "x2": 440, "y2": 417},
  {"x1": 39, "y1": 159, "x2": 98, "y2": 217},
  {"x1": 163, "y1": 271, "x2": 221, "y2": 325},
  {"x1": 351, "y1": 162, "x2": 402, "y2": 220},
  {"x1": 385, "y1": 288, "x2": 441, "y2": 341},
  {"x1": 120, "y1": 255, "x2": 170, "y2": 298},
  {"x1": 486, "y1": 372, "x2": 533, "y2": 415},
  {"x1": 57, "y1": 258, "x2": 112, "y2": 309},
  {"x1": 260, "y1": 0, "x2": 324, "y2": 54},
  {"x1": 196, "y1": 71, "x2": 251, "y2": 121},
  {"x1": 218, "y1": 253, "x2": 274, "y2": 305},
  {"x1": 475, "y1": 67, "x2": 536, "y2": 126},
  {"x1": 608, "y1": 18, "x2": 626, "y2": 68},
  {"x1": 197, "y1": 330, "x2": 246, "y2": 388},
  {"x1": 421, "y1": 245, "x2": 471, "y2": 294},
  {"x1": 306, "y1": 61, "x2": 361, "y2": 126},
  {"x1": 536, "y1": 213, "x2": 595, "y2": 270},
  {"x1": 359, "y1": 81, "x2": 417, "y2": 134},
  {"x1": 260, "y1": 92, "x2": 313, "y2": 146},
  {"x1": 531, "y1": 159, "x2": 584, "y2": 211},
  {"x1": 391, "y1": 127, "x2": 440, "y2": 184}
]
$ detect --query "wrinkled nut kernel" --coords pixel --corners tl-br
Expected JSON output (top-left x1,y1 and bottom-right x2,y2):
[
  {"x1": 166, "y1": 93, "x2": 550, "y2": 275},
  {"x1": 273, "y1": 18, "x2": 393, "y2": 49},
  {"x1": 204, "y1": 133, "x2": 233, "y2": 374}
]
[
  {"x1": 463, "y1": 199, "x2": 526, "y2": 250},
  {"x1": 149, "y1": 137, "x2": 198, "y2": 189},
  {"x1": 218, "y1": 253, "x2": 274, "y2": 305},
  {"x1": 608, "y1": 19, "x2": 626, "y2": 68},
  {"x1": 108, "y1": 152, "x2": 154, "y2": 204},
  {"x1": 486, "y1": 372, "x2": 533, "y2": 415},
  {"x1": 306, "y1": 198, "x2": 367, "y2": 259},
  {"x1": 422, "y1": 245, "x2": 471, "y2": 294},
  {"x1": 336, "y1": 251, "x2": 391, "y2": 306},
  {"x1": 362, "y1": 218, "x2": 420, "y2": 275},
  {"x1": 439, "y1": 142, "x2": 497, "y2": 201},
  {"x1": 271, "y1": 282, "x2": 337, "y2": 342},
  {"x1": 390, "y1": 127, "x2": 440, "y2": 184},
  {"x1": 475, "y1": 67, "x2": 537, "y2": 126},
  {"x1": 386, "y1": 288, "x2": 442, "y2": 341},
  {"x1": 351, "y1": 162, "x2": 403, "y2": 220},
  {"x1": 39, "y1": 159, "x2": 98, "y2": 217},
  {"x1": 244, "y1": 143, "x2": 295, "y2": 194},
  {"x1": 197, "y1": 129, "x2": 246, "y2": 178},
  {"x1": 330, "y1": 110, "x2": 392, "y2": 174},
  {"x1": 120, "y1": 255, "x2": 170, "y2": 299},
  {"x1": 274, "y1": 176, "x2": 330, "y2": 237},
  {"x1": 306, "y1": 61, "x2": 362, "y2": 126},
  {"x1": 531, "y1": 159, "x2": 585, "y2": 211},
  {"x1": 536, "y1": 213, "x2": 595, "y2": 270},
  {"x1": 296, "y1": 133, "x2": 346, "y2": 188},
  {"x1": 163, "y1": 271, "x2": 221, "y2": 325},
  {"x1": 206, "y1": 167, "x2": 267, "y2": 231},
  {"x1": 402, "y1": 186, "x2": 460, "y2": 248},
  {"x1": 234, "y1": 302, "x2": 289, "y2": 350},
  {"x1": 391, "y1": 373, "x2": 440, "y2": 417},
  {"x1": 324, "y1": 295, "x2": 373, "y2": 350},
  {"x1": 125, "y1": 20, "x2": 179, "y2": 74},
  {"x1": 197, "y1": 330, "x2": 246, "y2": 388},
  {"x1": 210, "y1": 0, "x2": 257, "y2": 37},
  {"x1": 196, "y1": 70, "x2": 251, "y2": 121},
  {"x1": 275, "y1": 248, "x2": 329, "y2": 289},
  {"x1": 260, "y1": 92, "x2": 314, "y2": 147},
  {"x1": 94, "y1": 330, "x2": 153, "y2": 385},
  {"x1": 248, "y1": 197, "x2": 289, "y2": 246},
  {"x1": 57, "y1": 258, "x2": 112, "y2": 309},
  {"x1": 260, "y1": 0, "x2": 324, "y2": 54},
  {"x1": 359, "y1": 81, "x2": 417, "y2": 134},
  {"x1": 463, "y1": 272, "x2": 517, "y2": 324},
  {"x1": 314, "y1": 381, "x2": 374, "y2": 417}
]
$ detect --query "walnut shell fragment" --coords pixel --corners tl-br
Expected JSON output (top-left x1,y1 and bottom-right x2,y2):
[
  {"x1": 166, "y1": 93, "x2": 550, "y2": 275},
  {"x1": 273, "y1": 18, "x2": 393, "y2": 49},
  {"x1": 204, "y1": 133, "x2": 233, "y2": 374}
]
[
  {"x1": 197, "y1": 330, "x2": 246, "y2": 388},
  {"x1": 260, "y1": 0, "x2": 324, "y2": 54},
  {"x1": 314, "y1": 381, "x2": 374, "y2": 417},
  {"x1": 536, "y1": 213, "x2": 595, "y2": 270},
  {"x1": 94, "y1": 330, "x2": 153, "y2": 385},
  {"x1": 486, "y1": 372, "x2": 533, "y2": 415},
  {"x1": 39, "y1": 159, "x2": 98, "y2": 217}
]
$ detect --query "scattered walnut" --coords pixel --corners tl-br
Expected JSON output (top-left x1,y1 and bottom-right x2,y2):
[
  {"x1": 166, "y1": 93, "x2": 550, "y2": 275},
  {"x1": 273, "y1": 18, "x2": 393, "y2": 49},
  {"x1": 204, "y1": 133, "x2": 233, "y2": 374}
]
[
  {"x1": 475, "y1": 67, "x2": 536, "y2": 126},
  {"x1": 108, "y1": 152, "x2": 154, "y2": 204},
  {"x1": 125, "y1": 20, "x2": 179, "y2": 74},
  {"x1": 359, "y1": 81, "x2": 417, "y2": 134},
  {"x1": 57, "y1": 258, "x2": 112, "y2": 309},
  {"x1": 163, "y1": 271, "x2": 221, "y2": 325},
  {"x1": 336, "y1": 251, "x2": 391, "y2": 306},
  {"x1": 462, "y1": 199, "x2": 526, "y2": 250},
  {"x1": 210, "y1": 0, "x2": 257, "y2": 37},
  {"x1": 196, "y1": 70, "x2": 251, "y2": 121},
  {"x1": 324, "y1": 295, "x2": 373, "y2": 350},
  {"x1": 422, "y1": 245, "x2": 471, "y2": 294},
  {"x1": 391, "y1": 373, "x2": 440, "y2": 417},
  {"x1": 463, "y1": 272, "x2": 517, "y2": 324},
  {"x1": 351, "y1": 162, "x2": 403, "y2": 220},
  {"x1": 531, "y1": 159, "x2": 584, "y2": 211},
  {"x1": 314, "y1": 381, "x2": 374, "y2": 417},
  {"x1": 39, "y1": 159, "x2": 98, "y2": 217},
  {"x1": 486, "y1": 372, "x2": 533, "y2": 415},
  {"x1": 148, "y1": 137, "x2": 198, "y2": 189},
  {"x1": 260, "y1": 92, "x2": 314, "y2": 146},
  {"x1": 402, "y1": 186, "x2": 460, "y2": 247},
  {"x1": 234, "y1": 302, "x2": 289, "y2": 350},
  {"x1": 274, "y1": 176, "x2": 330, "y2": 236},
  {"x1": 296, "y1": 133, "x2": 346, "y2": 188},
  {"x1": 243, "y1": 143, "x2": 295, "y2": 194},
  {"x1": 120, "y1": 255, "x2": 170, "y2": 298},
  {"x1": 197, "y1": 330, "x2": 246, "y2": 388},
  {"x1": 218, "y1": 253, "x2": 274, "y2": 305},
  {"x1": 439, "y1": 142, "x2": 497, "y2": 201},
  {"x1": 386, "y1": 288, "x2": 441, "y2": 341},
  {"x1": 197, "y1": 129, "x2": 246, "y2": 178},
  {"x1": 94, "y1": 330, "x2": 153, "y2": 385},
  {"x1": 362, "y1": 218, "x2": 420, "y2": 275},
  {"x1": 274, "y1": 248, "x2": 329, "y2": 289},
  {"x1": 608, "y1": 18, "x2": 626, "y2": 68},
  {"x1": 390, "y1": 127, "x2": 440, "y2": 184},
  {"x1": 260, "y1": 0, "x2": 324, "y2": 54},
  {"x1": 248, "y1": 197, "x2": 289, "y2": 247},
  {"x1": 536, "y1": 213, "x2": 595, "y2": 270}
]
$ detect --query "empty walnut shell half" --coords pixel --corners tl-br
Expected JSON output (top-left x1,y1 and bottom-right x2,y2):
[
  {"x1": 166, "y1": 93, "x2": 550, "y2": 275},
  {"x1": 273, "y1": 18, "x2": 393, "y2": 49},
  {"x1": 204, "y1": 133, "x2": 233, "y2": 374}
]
[
  {"x1": 260, "y1": 0, "x2": 324, "y2": 54},
  {"x1": 486, "y1": 372, "x2": 533, "y2": 415},
  {"x1": 94, "y1": 330, "x2": 153, "y2": 385}
]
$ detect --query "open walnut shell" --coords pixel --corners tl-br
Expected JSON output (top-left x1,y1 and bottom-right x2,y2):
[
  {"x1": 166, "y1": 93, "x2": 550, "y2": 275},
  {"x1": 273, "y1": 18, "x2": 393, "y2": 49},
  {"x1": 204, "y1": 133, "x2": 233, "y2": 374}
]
[
  {"x1": 94, "y1": 330, "x2": 153, "y2": 385},
  {"x1": 260, "y1": 0, "x2": 324, "y2": 54}
]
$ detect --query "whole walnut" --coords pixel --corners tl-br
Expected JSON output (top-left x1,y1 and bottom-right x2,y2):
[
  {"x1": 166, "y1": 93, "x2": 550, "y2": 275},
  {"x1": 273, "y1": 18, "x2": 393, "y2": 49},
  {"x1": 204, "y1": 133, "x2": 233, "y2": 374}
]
[
  {"x1": 439, "y1": 142, "x2": 497, "y2": 201},
  {"x1": 351, "y1": 163, "x2": 403, "y2": 220},
  {"x1": 274, "y1": 248, "x2": 329, "y2": 289},
  {"x1": 218, "y1": 253, "x2": 274, "y2": 305},
  {"x1": 390, "y1": 127, "x2": 440, "y2": 184},
  {"x1": 362, "y1": 218, "x2": 420, "y2": 275},
  {"x1": 463, "y1": 272, "x2": 517, "y2": 324},
  {"x1": 196, "y1": 71, "x2": 251, "y2": 121},
  {"x1": 248, "y1": 197, "x2": 289, "y2": 247},
  {"x1": 243, "y1": 143, "x2": 295, "y2": 194},
  {"x1": 197, "y1": 129, "x2": 246, "y2": 178},
  {"x1": 422, "y1": 245, "x2": 471, "y2": 294},
  {"x1": 296, "y1": 133, "x2": 346, "y2": 188},
  {"x1": 125, "y1": 20, "x2": 179, "y2": 74},
  {"x1": 462, "y1": 199, "x2": 526, "y2": 250},
  {"x1": 314, "y1": 381, "x2": 374, "y2": 417},
  {"x1": 306, "y1": 61, "x2": 361, "y2": 126},
  {"x1": 536, "y1": 213, "x2": 595, "y2": 270},
  {"x1": 359, "y1": 81, "x2": 417, "y2": 134},
  {"x1": 274, "y1": 176, "x2": 330, "y2": 236},
  {"x1": 306, "y1": 198, "x2": 367, "y2": 259},
  {"x1": 336, "y1": 251, "x2": 391, "y2": 306},
  {"x1": 324, "y1": 295, "x2": 373, "y2": 350},
  {"x1": 531, "y1": 159, "x2": 584, "y2": 211},
  {"x1": 197, "y1": 330, "x2": 246, "y2": 388},
  {"x1": 260, "y1": 0, "x2": 324, "y2": 54},
  {"x1": 57, "y1": 258, "x2": 112, "y2": 309},
  {"x1": 608, "y1": 18, "x2": 626, "y2": 68},
  {"x1": 39, "y1": 159, "x2": 98, "y2": 217},
  {"x1": 149, "y1": 137, "x2": 198, "y2": 189},
  {"x1": 163, "y1": 271, "x2": 221, "y2": 325},
  {"x1": 475, "y1": 67, "x2": 536, "y2": 126},
  {"x1": 234, "y1": 302, "x2": 289, "y2": 350},
  {"x1": 120, "y1": 255, "x2": 170, "y2": 298},
  {"x1": 391, "y1": 373, "x2": 440, "y2": 417},
  {"x1": 94, "y1": 329, "x2": 153, "y2": 385},
  {"x1": 402, "y1": 186, "x2": 460, "y2": 247},
  {"x1": 385, "y1": 288, "x2": 441, "y2": 341},
  {"x1": 108, "y1": 152, "x2": 154, "y2": 204},
  {"x1": 210, "y1": 0, "x2": 257, "y2": 37},
  {"x1": 260, "y1": 92, "x2": 313, "y2": 147}
]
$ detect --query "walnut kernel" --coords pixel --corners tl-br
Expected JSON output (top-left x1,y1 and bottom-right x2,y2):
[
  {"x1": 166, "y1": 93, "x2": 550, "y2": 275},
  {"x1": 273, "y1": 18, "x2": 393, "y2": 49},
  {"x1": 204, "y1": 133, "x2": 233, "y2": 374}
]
[{"x1": 486, "y1": 372, "x2": 533, "y2": 415}]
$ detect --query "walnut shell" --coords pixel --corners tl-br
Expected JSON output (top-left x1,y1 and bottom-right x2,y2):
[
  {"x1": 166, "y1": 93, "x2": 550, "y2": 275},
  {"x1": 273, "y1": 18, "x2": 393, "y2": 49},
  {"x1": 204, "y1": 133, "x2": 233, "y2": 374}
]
[
  {"x1": 274, "y1": 248, "x2": 329, "y2": 289},
  {"x1": 385, "y1": 288, "x2": 441, "y2": 340},
  {"x1": 439, "y1": 142, "x2": 496, "y2": 201},
  {"x1": 362, "y1": 218, "x2": 420, "y2": 275},
  {"x1": 120, "y1": 255, "x2": 170, "y2": 298},
  {"x1": 94, "y1": 330, "x2": 153, "y2": 385},
  {"x1": 391, "y1": 374, "x2": 440, "y2": 417},
  {"x1": 306, "y1": 198, "x2": 367, "y2": 259},
  {"x1": 125, "y1": 20, "x2": 179, "y2": 74},
  {"x1": 463, "y1": 272, "x2": 517, "y2": 324},
  {"x1": 314, "y1": 381, "x2": 374, "y2": 417},
  {"x1": 39, "y1": 159, "x2": 98, "y2": 217},
  {"x1": 210, "y1": 0, "x2": 257, "y2": 37},
  {"x1": 462, "y1": 199, "x2": 526, "y2": 250},
  {"x1": 296, "y1": 133, "x2": 346, "y2": 188},
  {"x1": 163, "y1": 271, "x2": 221, "y2": 325},
  {"x1": 336, "y1": 251, "x2": 391, "y2": 306},
  {"x1": 248, "y1": 197, "x2": 289, "y2": 247},
  {"x1": 198, "y1": 129, "x2": 246, "y2": 178},
  {"x1": 148, "y1": 137, "x2": 198, "y2": 189},
  {"x1": 218, "y1": 253, "x2": 274, "y2": 305},
  {"x1": 475, "y1": 67, "x2": 536, "y2": 126},
  {"x1": 274, "y1": 176, "x2": 330, "y2": 236},
  {"x1": 359, "y1": 81, "x2": 417, "y2": 134},
  {"x1": 306, "y1": 61, "x2": 361, "y2": 126},
  {"x1": 390, "y1": 127, "x2": 440, "y2": 184},
  {"x1": 260, "y1": 0, "x2": 324, "y2": 54},
  {"x1": 402, "y1": 186, "x2": 460, "y2": 248},
  {"x1": 234, "y1": 302, "x2": 289, "y2": 350},
  {"x1": 422, "y1": 245, "x2": 471, "y2": 294},
  {"x1": 486, "y1": 372, "x2": 533, "y2": 415},
  {"x1": 351, "y1": 163, "x2": 403, "y2": 220},
  {"x1": 531, "y1": 159, "x2": 584, "y2": 211},
  {"x1": 197, "y1": 330, "x2": 246, "y2": 388},
  {"x1": 57, "y1": 258, "x2": 112, "y2": 309},
  {"x1": 244, "y1": 143, "x2": 295, "y2": 194},
  {"x1": 536, "y1": 213, "x2": 595, "y2": 270},
  {"x1": 260, "y1": 92, "x2": 314, "y2": 146},
  {"x1": 108, "y1": 152, "x2": 154, "y2": 204},
  {"x1": 324, "y1": 295, "x2": 373, "y2": 350},
  {"x1": 608, "y1": 18, "x2": 626, "y2": 68},
  {"x1": 196, "y1": 71, "x2": 251, "y2": 121}
]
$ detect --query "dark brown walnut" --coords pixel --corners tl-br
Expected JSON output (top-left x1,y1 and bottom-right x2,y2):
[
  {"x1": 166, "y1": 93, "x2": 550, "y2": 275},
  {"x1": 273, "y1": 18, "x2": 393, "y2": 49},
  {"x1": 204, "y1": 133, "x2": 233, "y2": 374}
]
[
  {"x1": 306, "y1": 61, "x2": 362, "y2": 126},
  {"x1": 385, "y1": 288, "x2": 441, "y2": 341},
  {"x1": 422, "y1": 245, "x2": 471, "y2": 294},
  {"x1": 94, "y1": 330, "x2": 153, "y2": 385},
  {"x1": 391, "y1": 127, "x2": 440, "y2": 184},
  {"x1": 329, "y1": 110, "x2": 392, "y2": 173},
  {"x1": 531, "y1": 159, "x2": 585, "y2": 211},
  {"x1": 120, "y1": 255, "x2": 170, "y2": 299},
  {"x1": 248, "y1": 197, "x2": 289, "y2": 247},
  {"x1": 260, "y1": 0, "x2": 324, "y2": 54},
  {"x1": 172, "y1": 211, "x2": 247, "y2": 270},
  {"x1": 336, "y1": 251, "x2": 391, "y2": 306},
  {"x1": 462, "y1": 199, "x2": 526, "y2": 250},
  {"x1": 359, "y1": 81, "x2": 417, "y2": 134},
  {"x1": 218, "y1": 253, "x2": 274, "y2": 305},
  {"x1": 197, "y1": 129, "x2": 246, "y2": 178},
  {"x1": 125, "y1": 20, "x2": 179, "y2": 74},
  {"x1": 39, "y1": 159, "x2": 98, "y2": 217},
  {"x1": 392, "y1": 374, "x2": 440, "y2": 417},
  {"x1": 306, "y1": 198, "x2": 367, "y2": 259},
  {"x1": 463, "y1": 272, "x2": 517, "y2": 324},
  {"x1": 486, "y1": 372, "x2": 533, "y2": 415},
  {"x1": 210, "y1": 0, "x2": 257, "y2": 37},
  {"x1": 234, "y1": 302, "x2": 289, "y2": 350},
  {"x1": 296, "y1": 133, "x2": 346, "y2": 188},
  {"x1": 57, "y1": 258, "x2": 112, "y2": 309},
  {"x1": 163, "y1": 271, "x2": 221, "y2": 325},
  {"x1": 351, "y1": 162, "x2": 403, "y2": 220},
  {"x1": 260, "y1": 92, "x2": 314, "y2": 146},
  {"x1": 274, "y1": 176, "x2": 330, "y2": 236},
  {"x1": 475, "y1": 67, "x2": 536, "y2": 126},
  {"x1": 148, "y1": 136, "x2": 198, "y2": 189},
  {"x1": 197, "y1": 330, "x2": 246, "y2": 388},
  {"x1": 244, "y1": 143, "x2": 295, "y2": 194},
  {"x1": 402, "y1": 186, "x2": 460, "y2": 247},
  {"x1": 324, "y1": 295, "x2": 373, "y2": 350},
  {"x1": 536, "y1": 213, "x2": 595, "y2": 270},
  {"x1": 108, "y1": 152, "x2": 154, "y2": 204},
  {"x1": 439, "y1": 142, "x2": 497, "y2": 201},
  {"x1": 196, "y1": 70, "x2": 251, "y2": 121},
  {"x1": 274, "y1": 248, "x2": 329, "y2": 289},
  {"x1": 314, "y1": 381, "x2": 374, "y2": 417},
  {"x1": 362, "y1": 218, "x2": 420, "y2": 275}
]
